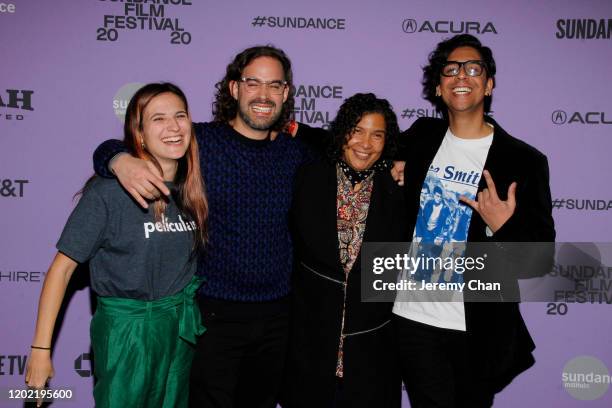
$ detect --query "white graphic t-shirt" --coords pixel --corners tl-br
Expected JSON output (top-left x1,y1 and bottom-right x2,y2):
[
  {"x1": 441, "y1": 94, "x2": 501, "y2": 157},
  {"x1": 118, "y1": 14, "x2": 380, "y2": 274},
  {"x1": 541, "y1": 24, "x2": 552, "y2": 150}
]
[{"x1": 393, "y1": 127, "x2": 493, "y2": 331}]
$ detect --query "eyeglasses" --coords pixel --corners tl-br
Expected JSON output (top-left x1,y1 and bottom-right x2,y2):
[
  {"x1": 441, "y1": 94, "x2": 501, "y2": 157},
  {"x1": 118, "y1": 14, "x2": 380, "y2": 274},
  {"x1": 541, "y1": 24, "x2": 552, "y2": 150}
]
[
  {"x1": 441, "y1": 60, "x2": 486, "y2": 77},
  {"x1": 238, "y1": 77, "x2": 288, "y2": 95}
]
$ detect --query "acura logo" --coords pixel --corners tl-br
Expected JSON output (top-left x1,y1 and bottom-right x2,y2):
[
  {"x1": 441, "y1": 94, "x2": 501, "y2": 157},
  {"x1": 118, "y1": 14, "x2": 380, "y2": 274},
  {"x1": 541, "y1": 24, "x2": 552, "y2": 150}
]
[
  {"x1": 552, "y1": 110, "x2": 568, "y2": 125},
  {"x1": 402, "y1": 19, "x2": 417, "y2": 33}
]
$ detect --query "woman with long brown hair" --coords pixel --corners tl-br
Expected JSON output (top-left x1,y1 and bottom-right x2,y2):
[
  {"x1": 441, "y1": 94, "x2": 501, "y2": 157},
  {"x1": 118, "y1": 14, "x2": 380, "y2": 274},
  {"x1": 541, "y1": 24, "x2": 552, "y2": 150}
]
[{"x1": 25, "y1": 82, "x2": 208, "y2": 408}]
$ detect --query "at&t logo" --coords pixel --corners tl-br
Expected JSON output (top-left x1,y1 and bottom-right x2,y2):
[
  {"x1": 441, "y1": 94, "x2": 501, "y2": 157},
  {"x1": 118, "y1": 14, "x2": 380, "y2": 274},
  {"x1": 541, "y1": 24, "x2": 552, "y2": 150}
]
[{"x1": 0, "y1": 179, "x2": 28, "y2": 197}]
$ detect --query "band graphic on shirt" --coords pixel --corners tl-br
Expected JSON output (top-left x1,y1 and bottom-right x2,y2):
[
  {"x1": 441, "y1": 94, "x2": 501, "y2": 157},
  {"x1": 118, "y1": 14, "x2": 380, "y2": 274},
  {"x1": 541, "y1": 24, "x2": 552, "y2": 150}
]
[{"x1": 411, "y1": 164, "x2": 481, "y2": 284}]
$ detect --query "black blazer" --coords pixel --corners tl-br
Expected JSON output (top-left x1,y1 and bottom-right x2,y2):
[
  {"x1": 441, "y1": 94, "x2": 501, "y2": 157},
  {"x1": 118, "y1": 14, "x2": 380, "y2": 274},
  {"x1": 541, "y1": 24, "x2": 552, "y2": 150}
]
[
  {"x1": 398, "y1": 117, "x2": 556, "y2": 392},
  {"x1": 286, "y1": 159, "x2": 407, "y2": 408},
  {"x1": 291, "y1": 160, "x2": 409, "y2": 335}
]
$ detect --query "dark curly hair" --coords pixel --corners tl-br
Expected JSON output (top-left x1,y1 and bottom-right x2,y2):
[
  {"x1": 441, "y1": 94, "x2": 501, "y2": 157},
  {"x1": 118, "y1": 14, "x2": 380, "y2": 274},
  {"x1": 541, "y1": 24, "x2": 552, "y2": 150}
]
[
  {"x1": 422, "y1": 34, "x2": 496, "y2": 115},
  {"x1": 212, "y1": 45, "x2": 294, "y2": 132},
  {"x1": 328, "y1": 93, "x2": 400, "y2": 162}
]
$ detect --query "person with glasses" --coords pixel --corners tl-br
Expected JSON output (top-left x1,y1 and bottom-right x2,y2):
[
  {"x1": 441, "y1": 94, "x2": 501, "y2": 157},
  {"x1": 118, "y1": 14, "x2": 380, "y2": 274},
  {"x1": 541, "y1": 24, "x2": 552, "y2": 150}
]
[
  {"x1": 393, "y1": 34, "x2": 555, "y2": 407},
  {"x1": 91, "y1": 46, "x2": 320, "y2": 408}
]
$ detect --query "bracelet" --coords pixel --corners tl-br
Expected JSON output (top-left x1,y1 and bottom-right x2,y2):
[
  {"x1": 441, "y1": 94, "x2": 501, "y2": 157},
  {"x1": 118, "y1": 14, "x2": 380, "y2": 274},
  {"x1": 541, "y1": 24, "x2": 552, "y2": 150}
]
[
  {"x1": 31, "y1": 345, "x2": 51, "y2": 350},
  {"x1": 108, "y1": 152, "x2": 127, "y2": 175}
]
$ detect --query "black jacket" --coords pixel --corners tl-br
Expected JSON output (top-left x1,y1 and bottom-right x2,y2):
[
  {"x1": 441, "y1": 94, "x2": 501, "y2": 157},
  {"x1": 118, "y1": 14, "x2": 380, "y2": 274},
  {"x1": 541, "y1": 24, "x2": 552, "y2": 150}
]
[
  {"x1": 285, "y1": 159, "x2": 408, "y2": 408},
  {"x1": 398, "y1": 117, "x2": 556, "y2": 392}
]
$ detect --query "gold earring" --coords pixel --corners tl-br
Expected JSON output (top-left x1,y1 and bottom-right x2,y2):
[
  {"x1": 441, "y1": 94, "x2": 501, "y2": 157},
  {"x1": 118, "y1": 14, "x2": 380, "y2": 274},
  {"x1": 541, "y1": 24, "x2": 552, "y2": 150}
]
[{"x1": 436, "y1": 89, "x2": 441, "y2": 97}]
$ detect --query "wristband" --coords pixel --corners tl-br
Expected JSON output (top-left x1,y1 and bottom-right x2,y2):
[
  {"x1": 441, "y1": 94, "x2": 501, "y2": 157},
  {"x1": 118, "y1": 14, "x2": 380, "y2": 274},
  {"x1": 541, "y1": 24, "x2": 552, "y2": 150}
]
[{"x1": 108, "y1": 152, "x2": 127, "y2": 175}]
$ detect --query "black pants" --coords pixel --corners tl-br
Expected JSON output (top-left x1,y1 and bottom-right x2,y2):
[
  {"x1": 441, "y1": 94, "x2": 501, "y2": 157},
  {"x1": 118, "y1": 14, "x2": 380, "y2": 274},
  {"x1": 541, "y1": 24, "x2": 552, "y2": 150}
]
[
  {"x1": 393, "y1": 316, "x2": 495, "y2": 408},
  {"x1": 189, "y1": 296, "x2": 290, "y2": 408}
]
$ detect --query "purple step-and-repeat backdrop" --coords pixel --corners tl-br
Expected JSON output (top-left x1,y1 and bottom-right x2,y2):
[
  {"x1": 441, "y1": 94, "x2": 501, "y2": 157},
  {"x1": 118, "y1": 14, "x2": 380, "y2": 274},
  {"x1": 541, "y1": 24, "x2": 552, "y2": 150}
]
[{"x1": 1, "y1": 1, "x2": 612, "y2": 406}]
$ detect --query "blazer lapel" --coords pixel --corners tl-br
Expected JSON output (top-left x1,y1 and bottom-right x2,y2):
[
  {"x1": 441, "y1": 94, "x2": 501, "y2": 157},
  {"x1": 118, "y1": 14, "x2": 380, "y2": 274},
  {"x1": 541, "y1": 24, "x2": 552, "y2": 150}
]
[
  {"x1": 467, "y1": 118, "x2": 513, "y2": 241},
  {"x1": 362, "y1": 172, "x2": 389, "y2": 244}
]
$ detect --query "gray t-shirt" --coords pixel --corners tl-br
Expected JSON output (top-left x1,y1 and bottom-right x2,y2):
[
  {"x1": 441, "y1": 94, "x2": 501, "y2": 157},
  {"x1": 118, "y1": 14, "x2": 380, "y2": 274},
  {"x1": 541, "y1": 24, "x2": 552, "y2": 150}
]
[{"x1": 57, "y1": 177, "x2": 197, "y2": 300}]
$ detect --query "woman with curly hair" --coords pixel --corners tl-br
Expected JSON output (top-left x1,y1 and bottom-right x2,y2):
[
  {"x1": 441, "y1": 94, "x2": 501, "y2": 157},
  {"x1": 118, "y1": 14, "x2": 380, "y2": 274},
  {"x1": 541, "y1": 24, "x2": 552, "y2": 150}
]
[{"x1": 284, "y1": 93, "x2": 408, "y2": 408}]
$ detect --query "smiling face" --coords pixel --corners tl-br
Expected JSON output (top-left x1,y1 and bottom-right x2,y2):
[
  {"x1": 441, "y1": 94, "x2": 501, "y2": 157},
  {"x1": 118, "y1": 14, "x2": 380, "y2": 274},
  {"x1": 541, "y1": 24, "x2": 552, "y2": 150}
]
[
  {"x1": 436, "y1": 46, "x2": 493, "y2": 116},
  {"x1": 229, "y1": 56, "x2": 289, "y2": 138},
  {"x1": 140, "y1": 92, "x2": 191, "y2": 173},
  {"x1": 342, "y1": 113, "x2": 386, "y2": 171}
]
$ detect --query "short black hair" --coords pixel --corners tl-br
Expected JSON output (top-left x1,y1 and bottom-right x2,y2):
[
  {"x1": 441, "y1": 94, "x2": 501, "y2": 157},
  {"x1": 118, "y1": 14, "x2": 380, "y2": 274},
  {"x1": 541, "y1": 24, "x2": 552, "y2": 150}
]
[
  {"x1": 328, "y1": 93, "x2": 399, "y2": 162},
  {"x1": 422, "y1": 34, "x2": 496, "y2": 114}
]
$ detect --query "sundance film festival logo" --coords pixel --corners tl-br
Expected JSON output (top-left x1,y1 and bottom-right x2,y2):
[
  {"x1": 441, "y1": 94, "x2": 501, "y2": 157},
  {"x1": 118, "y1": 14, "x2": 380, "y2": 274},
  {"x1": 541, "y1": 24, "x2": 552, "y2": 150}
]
[
  {"x1": 556, "y1": 19, "x2": 612, "y2": 40},
  {"x1": 551, "y1": 110, "x2": 612, "y2": 125},
  {"x1": 113, "y1": 82, "x2": 144, "y2": 121},
  {"x1": 251, "y1": 16, "x2": 346, "y2": 30},
  {"x1": 401, "y1": 107, "x2": 494, "y2": 121},
  {"x1": 562, "y1": 356, "x2": 610, "y2": 400},
  {"x1": 291, "y1": 84, "x2": 343, "y2": 129},
  {"x1": 552, "y1": 198, "x2": 612, "y2": 211},
  {"x1": 401, "y1": 107, "x2": 443, "y2": 120},
  {"x1": 0, "y1": 3, "x2": 16, "y2": 13},
  {"x1": 97, "y1": 0, "x2": 193, "y2": 45},
  {"x1": 402, "y1": 19, "x2": 497, "y2": 34},
  {"x1": 0, "y1": 89, "x2": 34, "y2": 121}
]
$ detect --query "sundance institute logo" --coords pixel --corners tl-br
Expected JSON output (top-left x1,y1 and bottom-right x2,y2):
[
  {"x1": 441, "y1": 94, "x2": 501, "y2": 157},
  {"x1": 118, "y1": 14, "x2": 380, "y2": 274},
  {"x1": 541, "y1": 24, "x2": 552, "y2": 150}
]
[
  {"x1": 562, "y1": 355, "x2": 610, "y2": 400},
  {"x1": 113, "y1": 82, "x2": 144, "y2": 121}
]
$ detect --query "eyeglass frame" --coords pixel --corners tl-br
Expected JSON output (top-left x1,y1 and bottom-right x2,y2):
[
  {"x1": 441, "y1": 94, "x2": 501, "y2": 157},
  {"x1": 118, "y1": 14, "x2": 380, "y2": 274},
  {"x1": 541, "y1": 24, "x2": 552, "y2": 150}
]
[
  {"x1": 238, "y1": 77, "x2": 288, "y2": 94},
  {"x1": 440, "y1": 60, "x2": 488, "y2": 77}
]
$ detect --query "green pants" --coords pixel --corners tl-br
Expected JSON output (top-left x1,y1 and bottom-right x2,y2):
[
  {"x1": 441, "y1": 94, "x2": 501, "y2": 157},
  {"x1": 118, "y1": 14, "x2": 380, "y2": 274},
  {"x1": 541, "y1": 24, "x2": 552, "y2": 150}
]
[{"x1": 90, "y1": 277, "x2": 205, "y2": 408}]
